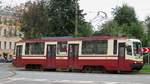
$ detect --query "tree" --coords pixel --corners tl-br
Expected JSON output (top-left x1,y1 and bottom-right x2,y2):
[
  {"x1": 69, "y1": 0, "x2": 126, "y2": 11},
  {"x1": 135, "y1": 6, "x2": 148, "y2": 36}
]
[
  {"x1": 21, "y1": 1, "x2": 49, "y2": 38},
  {"x1": 112, "y1": 4, "x2": 144, "y2": 42},
  {"x1": 113, "y1": 4, "x2": 138, "y2": 26},
  {"x1": 47, "y1": 0, "x2": 93, "y2": 37},
  {"x1": 78, "y1": 21, "x2": 93, "y2": 36},
  {"x1": 98, "y1": 21, "x2": 124, "y2": 36},
  {"x1": 144, "y1": 16, "x2": 150, "y2": 46},
  {"x1": 96, "y1": 4, "x2": 144, "y2": 40},
  {"x1": 141, "y1": 33, "x2": 149, "y2": 47},
  {"x1": 145, "y1": 16, "x2": 150, "y2": 36},
  {"x1": 21, "y1": 0, "x2": 93, "y2": 38}
]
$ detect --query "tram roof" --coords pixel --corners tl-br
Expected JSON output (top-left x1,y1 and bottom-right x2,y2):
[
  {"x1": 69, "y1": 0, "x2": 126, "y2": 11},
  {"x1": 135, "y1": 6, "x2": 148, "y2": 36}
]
[{"x1": 17, "y1": 35, "x2": 128, "y2": 43}]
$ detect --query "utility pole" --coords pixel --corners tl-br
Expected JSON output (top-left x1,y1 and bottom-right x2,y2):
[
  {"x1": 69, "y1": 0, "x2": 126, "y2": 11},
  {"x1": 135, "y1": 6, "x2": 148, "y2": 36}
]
[
  {"x1": 75, "y1": 0, "x2": 78, "y2": 37},
  {"x1": 148, "y1": 53, "x2": 150, "y2": 64}
]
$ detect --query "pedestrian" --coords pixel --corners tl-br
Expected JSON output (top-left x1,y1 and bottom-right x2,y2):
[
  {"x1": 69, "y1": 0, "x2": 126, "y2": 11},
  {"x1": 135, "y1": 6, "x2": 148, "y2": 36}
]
[
  {"x1": 7, "y1": 55, "x2": 13, "y2": 62},
  {"x1": 3, "y1": 52, "x2": 8, "y2": 62}
]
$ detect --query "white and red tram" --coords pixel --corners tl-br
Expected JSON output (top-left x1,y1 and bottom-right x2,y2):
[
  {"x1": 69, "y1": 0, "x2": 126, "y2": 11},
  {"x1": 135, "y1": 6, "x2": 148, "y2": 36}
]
[{"x1": 13, "y1": 36, "x2": 144, "y2": 72}]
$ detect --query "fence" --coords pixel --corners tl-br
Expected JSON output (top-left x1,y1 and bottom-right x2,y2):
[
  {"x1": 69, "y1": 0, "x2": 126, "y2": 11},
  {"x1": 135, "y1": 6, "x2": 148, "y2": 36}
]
[{"x1": 143, "y1": 53, "x2": 150, "y2": 64}]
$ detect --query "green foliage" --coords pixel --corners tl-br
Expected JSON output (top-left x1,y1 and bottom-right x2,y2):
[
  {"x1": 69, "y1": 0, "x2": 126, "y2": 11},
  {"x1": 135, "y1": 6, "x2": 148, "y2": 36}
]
[
  {"x1": 99, "y1": 21, "x2": 124, "y2": 36},
  {"x1": 78, "y1": 21, "x2": 93, "y2": 36},
  {"x1": 140, "y1": 64, "x2": 150, "y2": 73},
  {"x1": 145, "y1": 16, "x2": 150, "y2": 36},
  {"x1": 113, "y1": 4, "x2": 138, "y2": 26},
  {"x1": 145, "y1": 16, "x2": 150, "y2": 46},
  {"x1": 21, "y1": 0, "x2": 93, "y2": 38},
  {"x1": 47, "y1": 0, "x2": 93, "y2": 37},
  {"x1": 48, "y1": 0, "x2": 74, "y2": 36},
  {"x1": 127, "y1": 22, "x2": 144, "y2": 39},
  {"x1": 21, "y1": 1, "x2": 49, "y2": 39},
  {"x1": 141, "y1": 33, "x2": 149, "y2": 47},
  {"x1": 98, "y1": 21, "x2": 144, "y2": 38},
  {"x1": 96, "y1": 4, "x2": 145, "y2": 45}
]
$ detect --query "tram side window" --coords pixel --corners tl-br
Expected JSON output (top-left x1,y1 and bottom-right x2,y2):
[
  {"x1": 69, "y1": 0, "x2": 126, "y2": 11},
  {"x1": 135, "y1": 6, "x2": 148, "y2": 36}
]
[
  {"x1": 16, "y1": 45, "x2": 22, "y2": 57},
  {"x1": 82, "y1": 41, "x2": 93, "y2": 54},
  {"x1": 95, "y1": 40, "x2": 108, "y2": 54},
  {"x1": 57, "y1": 42, "x2": 67, "y2": 55},
  {"x1": 127, "y1": 46, "x2": 132, "y2": 55},
  {"x1": 82, "y1": 40, "x2": 108, "y2": 54},
  {"x1": 25, "y1": 42, "x2": 45, "y2": 55}
]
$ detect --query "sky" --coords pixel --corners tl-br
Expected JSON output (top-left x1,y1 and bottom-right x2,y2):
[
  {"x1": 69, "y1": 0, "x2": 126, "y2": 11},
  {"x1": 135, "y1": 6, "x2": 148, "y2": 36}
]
[
  {"x1": 2, "y1": 0, "x2": 150, "y2": 29},
  {"x1": 79, "y1": 0, "x2": 150, "y2": 21},
  {"x1": 79, "y1": 0, "x2": 150, "y2": 29}
]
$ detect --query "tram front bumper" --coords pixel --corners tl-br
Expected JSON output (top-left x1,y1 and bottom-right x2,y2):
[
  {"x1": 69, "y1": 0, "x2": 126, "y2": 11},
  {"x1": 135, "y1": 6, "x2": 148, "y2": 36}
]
[{"x1": 130, "y1": 62, "x2": 144, "y2": 70}]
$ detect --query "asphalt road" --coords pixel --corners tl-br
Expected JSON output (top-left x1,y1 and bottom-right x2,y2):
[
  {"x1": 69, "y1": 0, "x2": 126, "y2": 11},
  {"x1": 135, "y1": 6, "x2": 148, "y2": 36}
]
[{"x1": 0, "y1": 63, "x2": 150, "y2": 84}]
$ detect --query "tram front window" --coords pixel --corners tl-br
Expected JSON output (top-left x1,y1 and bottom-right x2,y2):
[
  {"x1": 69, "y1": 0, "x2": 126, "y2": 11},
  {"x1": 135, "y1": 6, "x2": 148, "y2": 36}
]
[{"x1": 133, "y1": 42, "x2": 142, "y2": 56}]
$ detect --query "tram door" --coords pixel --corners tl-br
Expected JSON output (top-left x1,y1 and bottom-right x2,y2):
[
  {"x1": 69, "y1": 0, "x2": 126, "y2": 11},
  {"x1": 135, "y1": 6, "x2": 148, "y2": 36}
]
[
  {"x1": 16, "y1": 45, "x2": 23, "y2": 66},
  {"x1": 68, "y1": 44, "x2": 79, "y2": 69},
  {"x1": 47, "y1": 45, "x2": 56, "y2": 68},
  {"x1": 118, "y1": 43, "x2": 125, "y2": 71}
]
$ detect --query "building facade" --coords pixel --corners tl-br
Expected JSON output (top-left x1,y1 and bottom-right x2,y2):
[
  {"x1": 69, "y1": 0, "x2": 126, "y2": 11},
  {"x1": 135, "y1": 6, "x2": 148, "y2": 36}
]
[{"x1": 0, "y1": 15, "x2": 22, "y2": 56}]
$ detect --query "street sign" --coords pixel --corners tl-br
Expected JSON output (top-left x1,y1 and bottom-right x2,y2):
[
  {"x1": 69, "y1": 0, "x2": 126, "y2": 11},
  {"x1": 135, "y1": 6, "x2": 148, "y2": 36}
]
[{"x1": 141, "y1": 48, "x2": 150, "y2": 53}]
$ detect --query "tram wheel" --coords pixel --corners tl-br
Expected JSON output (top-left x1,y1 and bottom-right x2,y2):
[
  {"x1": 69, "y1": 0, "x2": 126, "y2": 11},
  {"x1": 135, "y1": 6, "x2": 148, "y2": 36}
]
[
  {"x1": 98, "y1": 67, "x2": 106, "y2": 73},
  {"x1": 83, "y1": 66, "x2": 93, "y2": 73},
  {"x1": 25, "y1": 64, "x2": 32, "y2": 70},
  {"x1": 25, "y1": 64, "x2": 43, "y2": 71}
]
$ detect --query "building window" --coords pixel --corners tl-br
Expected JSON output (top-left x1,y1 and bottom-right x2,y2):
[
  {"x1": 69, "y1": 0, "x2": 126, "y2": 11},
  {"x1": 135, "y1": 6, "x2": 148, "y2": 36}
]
[
  {"x1": 82, "y1": 40, "x2": 108, "y2": 54},
  {"x1": 4, "y1": 29, "x2": 7, "y2": 36},
  {"x1": 4, "y1": 41, "x2": 6, "y2": 49},
  {"x1": 0, "y1": 27, "x2": 2, "y2": 36},
  {"x1": 4, "y1": 19, "x2": 7, "y2": 25},
  {"x1": 14, "y1": 42, "x2": 16, "y2": 50},
  {"x1": 0, "y1": 20, "x2": 1, "y2": 24},
  {"x1": 9, "y1": 42, "x2": 12, "y2": 49}
]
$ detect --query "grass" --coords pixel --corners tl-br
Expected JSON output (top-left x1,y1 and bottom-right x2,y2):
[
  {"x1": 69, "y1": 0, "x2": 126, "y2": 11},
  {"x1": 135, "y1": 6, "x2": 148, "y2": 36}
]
[{"x1": 140, "y1": 64, "x2": 150, "y2": 73}]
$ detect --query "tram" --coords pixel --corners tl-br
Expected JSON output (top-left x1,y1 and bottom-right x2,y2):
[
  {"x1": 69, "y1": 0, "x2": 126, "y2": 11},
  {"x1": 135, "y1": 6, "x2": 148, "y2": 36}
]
[{"x1": 13, "y1": 36, "x2": 144, "y2": 72}]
